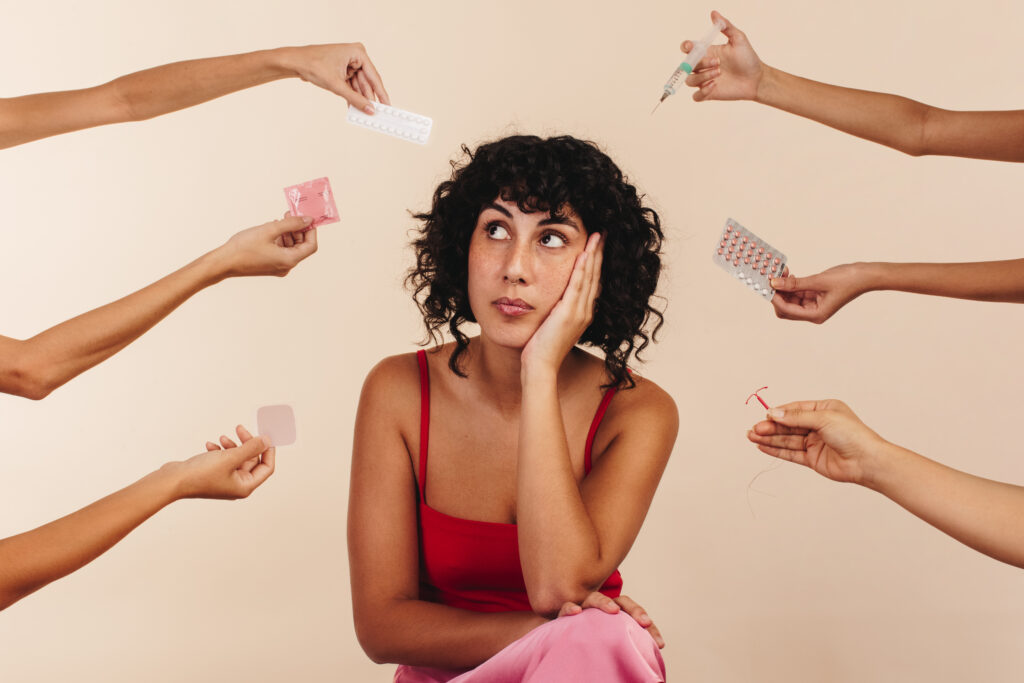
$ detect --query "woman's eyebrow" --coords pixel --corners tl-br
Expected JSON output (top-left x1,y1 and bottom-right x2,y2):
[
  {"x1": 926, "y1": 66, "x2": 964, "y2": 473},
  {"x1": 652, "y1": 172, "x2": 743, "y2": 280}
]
[
  {"x1": 539, "y1": 215, "x2": 581, "y2": 232},
  {"x1": 483, "y1": 202, "x2": 581, "y2": 232},
  {"x1": 484, "y1": 202, "x2": 512, "y2": 217}
]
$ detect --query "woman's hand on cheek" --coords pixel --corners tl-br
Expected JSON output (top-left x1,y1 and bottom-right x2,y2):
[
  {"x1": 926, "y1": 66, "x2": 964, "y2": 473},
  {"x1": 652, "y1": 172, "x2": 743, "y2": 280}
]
[{"x1": 520, "y1": 233, "x2": 603, "y2": 380}]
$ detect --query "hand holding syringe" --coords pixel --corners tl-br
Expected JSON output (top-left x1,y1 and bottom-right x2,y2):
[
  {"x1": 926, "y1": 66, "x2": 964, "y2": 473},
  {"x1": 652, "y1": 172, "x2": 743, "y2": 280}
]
[{"x1": 652, "y1": 17, "x2": 726, "y2": 114}]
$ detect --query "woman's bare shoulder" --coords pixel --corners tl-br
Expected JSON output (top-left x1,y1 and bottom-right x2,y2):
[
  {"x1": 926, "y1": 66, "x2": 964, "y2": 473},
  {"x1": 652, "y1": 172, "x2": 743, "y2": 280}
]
[{"x1": 604, "y1": 370, "x2": 679, "y2": 440}]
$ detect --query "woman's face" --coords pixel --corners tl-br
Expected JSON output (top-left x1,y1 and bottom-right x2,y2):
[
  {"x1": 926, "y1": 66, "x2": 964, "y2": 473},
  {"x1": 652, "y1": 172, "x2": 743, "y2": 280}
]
[{"x1": 467, "y1": 197, "x2": 588, "y2": 349}]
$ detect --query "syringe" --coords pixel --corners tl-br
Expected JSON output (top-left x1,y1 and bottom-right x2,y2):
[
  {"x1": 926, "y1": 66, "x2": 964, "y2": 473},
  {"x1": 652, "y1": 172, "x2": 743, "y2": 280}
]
[{"x1": 652, "y1": 18, "x2": 726, "y2": 114}]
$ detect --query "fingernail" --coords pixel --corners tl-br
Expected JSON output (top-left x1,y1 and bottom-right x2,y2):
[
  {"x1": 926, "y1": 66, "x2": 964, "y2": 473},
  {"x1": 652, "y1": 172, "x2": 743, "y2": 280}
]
[
  {"x1": 640, "y1": 612, "x2": 651, "y2": 624},
  {"x1": 301, "y1": 216, "x2": 313, "y2": 225},
  {"x1": 768, "y1": 409, "x2": 784, "y2": 419},
  {"x1": 769, "y1": 278, "x2": 779, "y2": 287},
  {"x1": 363, "y1": 103, "x2": 375, "y2": 114}
]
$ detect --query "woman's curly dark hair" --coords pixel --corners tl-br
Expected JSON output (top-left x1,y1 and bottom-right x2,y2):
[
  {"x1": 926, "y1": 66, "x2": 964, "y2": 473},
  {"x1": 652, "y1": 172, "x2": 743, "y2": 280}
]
[{"x1": 407, "y1": 135, "x2": 664, "y2": 389}]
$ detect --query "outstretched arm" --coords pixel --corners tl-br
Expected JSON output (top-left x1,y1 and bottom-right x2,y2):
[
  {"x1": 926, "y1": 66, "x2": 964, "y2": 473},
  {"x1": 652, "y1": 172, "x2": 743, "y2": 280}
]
[
  {"x1": 0, "y1": 215, "x2": 317, "y2": 399},
  {"x1": 748, "y1": 400, "x2": 1024, "y2": 569},
  {"x1": 769, "y1": 259, "x2": 1024, "y2": 324},
  {"x1": 0, "y1": 43, "x2": 390, "y2": 150},
  {"x1": 682, "y1": 11, "x2": 1024, "y2": 162},
  {"x1": 0, "y1": 425, "x2": 274, "y2": 611}
]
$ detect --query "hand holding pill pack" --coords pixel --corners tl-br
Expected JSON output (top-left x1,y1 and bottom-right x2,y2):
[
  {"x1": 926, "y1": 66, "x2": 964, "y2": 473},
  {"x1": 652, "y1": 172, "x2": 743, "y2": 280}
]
[
  {"x1": 712, "y1": 219, "x2": 787, "y2": 300},
  {"x1": 346, "y1": 103, "x2": 432, "y2": 144},
  {"x1": 284, "y1": 177, "x2": 339, "y2": 228}
]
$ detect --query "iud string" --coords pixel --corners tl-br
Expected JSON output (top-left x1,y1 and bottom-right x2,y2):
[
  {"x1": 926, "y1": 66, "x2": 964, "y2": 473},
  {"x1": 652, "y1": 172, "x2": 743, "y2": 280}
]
[{"x1": 744, "y1": 386, "x2": 781, "y2": 516}]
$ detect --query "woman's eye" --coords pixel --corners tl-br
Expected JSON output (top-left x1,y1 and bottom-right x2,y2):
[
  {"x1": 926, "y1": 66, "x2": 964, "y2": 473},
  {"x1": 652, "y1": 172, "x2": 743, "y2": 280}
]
[
  {"x1": 539, "y1": 233, "x2": 567, "y2": 248},
  {"x1": 485, "y1": 223, "x2": 511, "y2": 240}
]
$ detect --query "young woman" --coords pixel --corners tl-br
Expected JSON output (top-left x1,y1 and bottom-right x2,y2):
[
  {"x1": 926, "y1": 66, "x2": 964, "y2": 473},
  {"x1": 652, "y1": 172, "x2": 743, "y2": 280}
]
[{"x1": 348, "y1": 136, "x2": 679, "y2": 681}]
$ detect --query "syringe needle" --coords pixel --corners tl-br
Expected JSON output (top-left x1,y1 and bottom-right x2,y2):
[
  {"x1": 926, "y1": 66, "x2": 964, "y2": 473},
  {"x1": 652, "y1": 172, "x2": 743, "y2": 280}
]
[{"x1": 650, "y1": 101, "x2": 661, "y2": 116}]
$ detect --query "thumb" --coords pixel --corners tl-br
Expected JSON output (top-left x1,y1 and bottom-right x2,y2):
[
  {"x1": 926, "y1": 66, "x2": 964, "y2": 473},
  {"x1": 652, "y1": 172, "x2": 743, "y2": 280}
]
[
  {"x1": 272, "y1": 215, "x2": 313, "y2": 237},
  {"x1": 712, "y1": 10, "x2": 742, "y2": 42},
  {"x1": 770, "y1": 273, "x2": 816, "y2": 292},
  {"x1": 767, "y1": 405, "x2": 829, "y2": 432},
  {"x1": 558, "y1": 602, "x2": 583, "y2": 617},
  {"x1": 227, "y1": 435, "x2": 268, "y2": 467}
]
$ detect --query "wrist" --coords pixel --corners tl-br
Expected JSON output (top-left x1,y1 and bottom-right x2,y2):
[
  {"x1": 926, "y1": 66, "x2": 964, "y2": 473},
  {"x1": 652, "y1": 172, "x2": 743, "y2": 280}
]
[
  {"x1": 197, "y1": 246, "x2": 233, "y2": 284},
  {"x1": 149, "y1": 463, "x2": 188, "y2": 505},
  {"x1": 858, "y1": 438, "x2": 902, "y2": 493},
  {"x1": 753, "y1": 64, "x2": 778, "y2": 104},
  {"x1": 263, "y1": 46, "x2": 300, "y2": 79},
  {"x1": 859, "y1": 261, "x2": 894, "y2": 293},
  {"x1": 520, "y1": 360, "x2": 558, "y2": 388}
]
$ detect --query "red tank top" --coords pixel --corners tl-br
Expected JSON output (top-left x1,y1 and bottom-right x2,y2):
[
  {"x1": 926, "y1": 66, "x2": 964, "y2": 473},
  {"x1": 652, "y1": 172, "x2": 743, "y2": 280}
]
[{"x1": 416, "y1": 350, "x2": 623, "y2": 612}]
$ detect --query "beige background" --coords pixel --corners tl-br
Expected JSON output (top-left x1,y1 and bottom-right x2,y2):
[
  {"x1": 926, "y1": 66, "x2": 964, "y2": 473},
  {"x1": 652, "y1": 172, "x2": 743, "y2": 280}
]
[{"x1": 2, "y1": 0, "x2": 1023, "y2": 680}]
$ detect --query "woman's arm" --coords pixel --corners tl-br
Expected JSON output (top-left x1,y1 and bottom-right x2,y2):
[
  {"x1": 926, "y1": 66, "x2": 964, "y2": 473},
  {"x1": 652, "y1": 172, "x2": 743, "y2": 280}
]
[
  {"x1": 347, "y1": 356, "x2": 545, "y2": 668},
  {"x1": 0, "y1": 216, "x2": 316, "y2": 399},
  {"x1": 769, "y1": 259, "x2": 1024, "y2": 324},
  {"x1": 682, "y1": 11, "x2": 1024, "y2": 162},
  {"x1": 0, "y1": 43, "x2": 389, "y2": 150},
  {"x1": 748, "y1": 400, "x2": 1024, "y2": 568},
  {"x1": 0, "y1": 425, "x2": 274, "y2": 611},
  {"x1": 517, "y1": 236, "x2": 678, "y2": 616}
]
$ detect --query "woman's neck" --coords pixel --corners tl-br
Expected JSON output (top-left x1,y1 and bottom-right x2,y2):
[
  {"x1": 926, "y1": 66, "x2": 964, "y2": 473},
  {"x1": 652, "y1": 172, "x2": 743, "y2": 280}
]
[{"x1": 464, "y1": 336, "x2": 578, "y2": 408}]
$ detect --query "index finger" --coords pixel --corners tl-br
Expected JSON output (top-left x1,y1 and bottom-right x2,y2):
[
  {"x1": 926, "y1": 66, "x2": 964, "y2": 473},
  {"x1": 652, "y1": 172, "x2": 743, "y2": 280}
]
[
  {"x1": 770, "y1": 400, "x2": 833, "y2": 415},
  {"x1": 358, "y1": 54, "x2": 391, "y2": 106}
]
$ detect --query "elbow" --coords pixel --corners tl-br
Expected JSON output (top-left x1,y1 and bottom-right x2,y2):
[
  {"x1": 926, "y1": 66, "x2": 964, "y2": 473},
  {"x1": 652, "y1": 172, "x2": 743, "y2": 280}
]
[
  {"x1": 527, "y1": 580, "x2": 595, "y2": 619},
  {"x1": 900, "y1": 105, "x2": 934, "y2": 158},
  {"x1": 3, "y1": 359, "x2": 55, "y2": 400},
  {"x1": 353, "y1": 617, "x2": 397, "y2": 665}
]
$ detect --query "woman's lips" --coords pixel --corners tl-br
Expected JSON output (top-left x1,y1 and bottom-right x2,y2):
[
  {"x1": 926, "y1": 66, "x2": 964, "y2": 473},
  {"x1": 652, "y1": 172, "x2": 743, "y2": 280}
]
[{"x1": 493, "y1": 297, "x2": 534, "y2": 317}]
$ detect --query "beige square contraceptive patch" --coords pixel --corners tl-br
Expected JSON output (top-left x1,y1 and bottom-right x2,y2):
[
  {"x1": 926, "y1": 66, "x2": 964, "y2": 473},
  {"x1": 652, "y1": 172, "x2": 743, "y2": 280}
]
[{"x1": 257, "y1": 404, "x2": 296, "y2": 447}]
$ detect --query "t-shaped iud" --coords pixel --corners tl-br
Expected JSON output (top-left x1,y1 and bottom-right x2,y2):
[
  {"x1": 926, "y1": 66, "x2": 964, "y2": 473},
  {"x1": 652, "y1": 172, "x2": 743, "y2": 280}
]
[{"x1": 745, "y1": 387, "x2": 770, "y2": 410}]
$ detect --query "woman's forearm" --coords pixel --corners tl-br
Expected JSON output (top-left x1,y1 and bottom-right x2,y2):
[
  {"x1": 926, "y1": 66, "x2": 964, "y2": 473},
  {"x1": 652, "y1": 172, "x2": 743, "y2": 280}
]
[
  {"x1": 868, "y1": 443, "x2": 1024, "y2": 569},
  {"x1": 357, "y1": 599, "x2": 544, "y2": 667},
  {"x1": 755, "y1": 66, "x2": 931, "y2": 156},
  {"x1": 3, "y1": 249, "x2": 226, "y2": 399},
  {"x1": 755, "y1": 66, "x2": 1024, "y2": 162},
  {"x1": 0, "y1": 49, "x2": 291, "y2": 149},
  {"x1": 0, "y1": 465, "x2": 180, "y2": 610},
  {"x1": 863, "y1": 259, "x2": 1024, "y2": 303},
  {"x1": 107, "y1": 49, "x2": 292, "y2": 122},
  {"x1": 516, "y1": 370, "x2": 604, "y2": 615}
]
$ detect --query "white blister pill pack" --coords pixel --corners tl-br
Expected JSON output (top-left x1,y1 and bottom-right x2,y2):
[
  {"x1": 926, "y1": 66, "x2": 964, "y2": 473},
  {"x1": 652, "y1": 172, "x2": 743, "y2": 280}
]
[
  {"x1": 712, "y1": 218, "x2": 787, "y2": 300},
  {"x1": 346, "y1": 103, "x2": 432, "y2": 145}
]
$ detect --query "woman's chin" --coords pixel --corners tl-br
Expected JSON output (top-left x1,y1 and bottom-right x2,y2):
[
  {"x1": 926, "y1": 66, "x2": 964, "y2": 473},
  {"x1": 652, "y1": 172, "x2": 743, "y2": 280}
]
[{"x1": 478, "y1": 323, "x2": 536, "y2": 351}]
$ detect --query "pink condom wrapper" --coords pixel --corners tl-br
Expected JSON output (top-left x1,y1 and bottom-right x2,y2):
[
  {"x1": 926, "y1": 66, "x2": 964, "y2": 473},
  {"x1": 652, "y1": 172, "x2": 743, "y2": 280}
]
[
  {"x1": 284, "y1": 177, "x2": 339, "y2": 228},
  {"x1": 257, "y1": 404, "x2": 297, "y2": 447}
]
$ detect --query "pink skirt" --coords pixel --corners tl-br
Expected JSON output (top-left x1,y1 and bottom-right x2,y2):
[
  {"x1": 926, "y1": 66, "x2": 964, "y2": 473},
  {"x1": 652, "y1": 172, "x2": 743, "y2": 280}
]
[{"x1": 394, "y1": 608, "x2": 666, "y2": 682}]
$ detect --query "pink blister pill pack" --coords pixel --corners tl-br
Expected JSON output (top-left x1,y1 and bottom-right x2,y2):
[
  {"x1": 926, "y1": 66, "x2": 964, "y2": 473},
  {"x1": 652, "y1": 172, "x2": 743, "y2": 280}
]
[
  {"x1": 712, "y1": 218, "x2": 787, "y2": 300},
  {"x1": 284, "y1": 177, "x2": 339, "y2": 228}
]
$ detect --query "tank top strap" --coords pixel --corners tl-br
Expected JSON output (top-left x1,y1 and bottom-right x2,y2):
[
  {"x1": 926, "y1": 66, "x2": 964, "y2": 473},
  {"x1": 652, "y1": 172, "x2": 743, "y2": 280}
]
[
  {"x1": 416, "y1": 349, "x2": 430, "y2": 500},
  {"x1": 584, "y1": 384, "x2": 619, "y2": 474}
]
